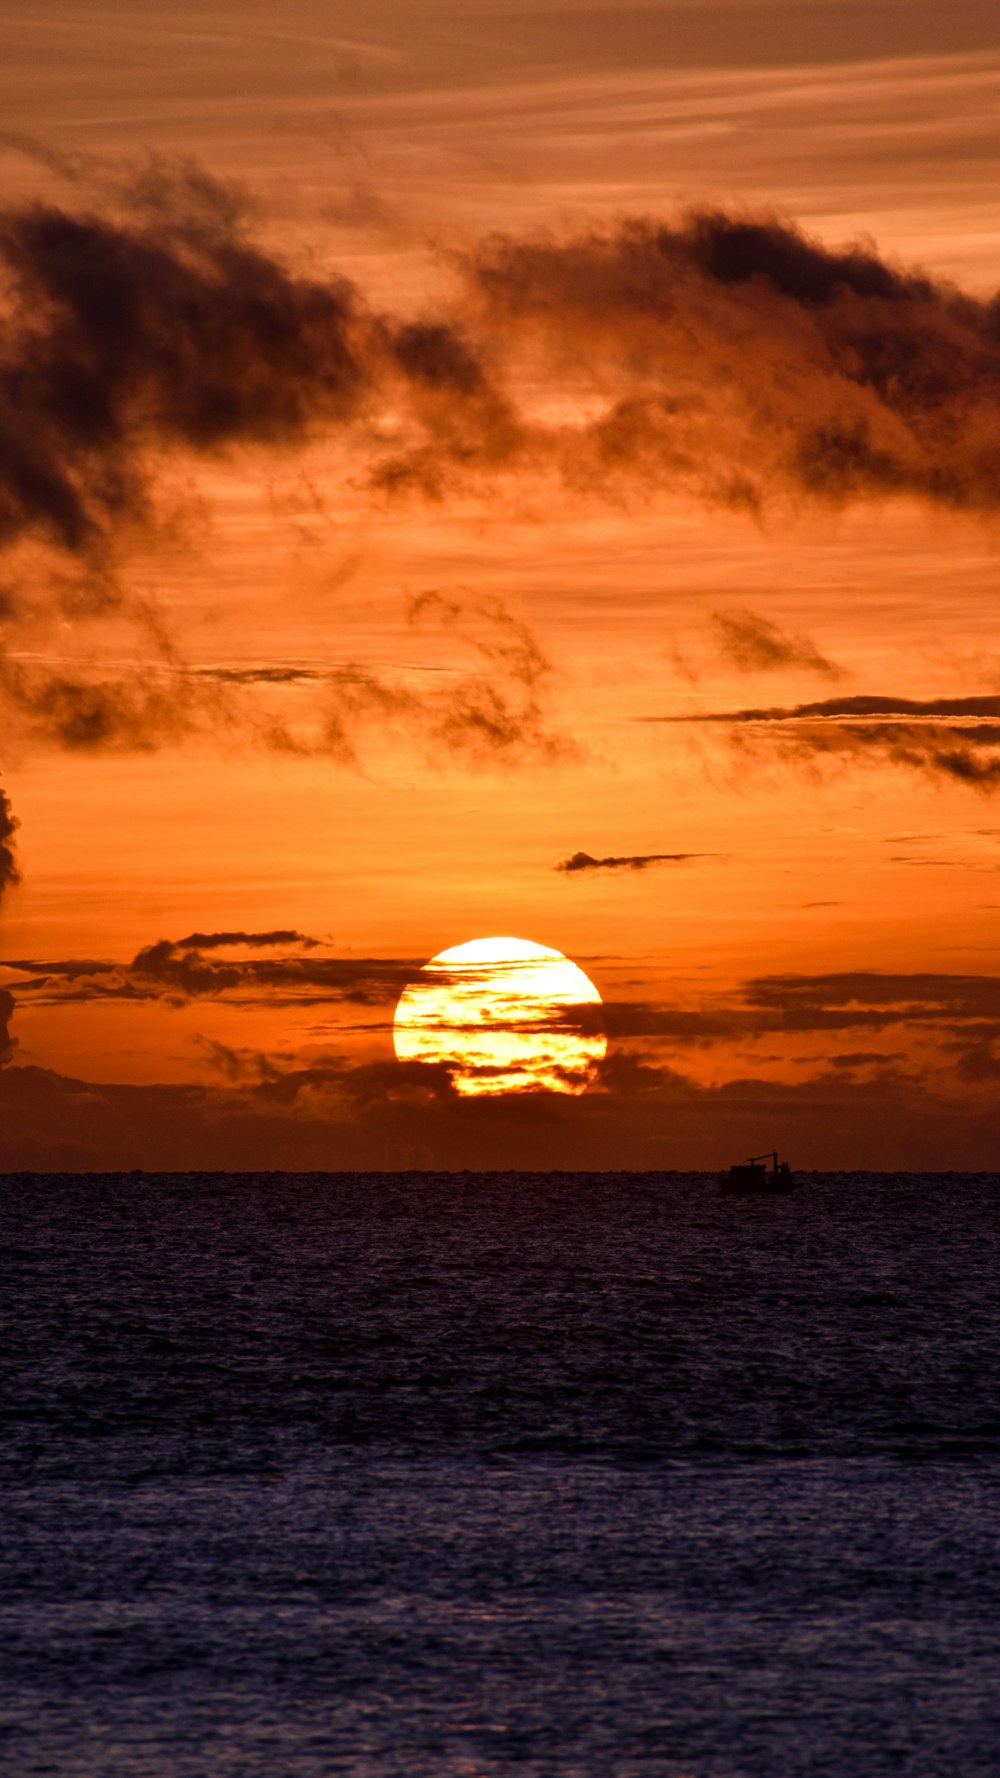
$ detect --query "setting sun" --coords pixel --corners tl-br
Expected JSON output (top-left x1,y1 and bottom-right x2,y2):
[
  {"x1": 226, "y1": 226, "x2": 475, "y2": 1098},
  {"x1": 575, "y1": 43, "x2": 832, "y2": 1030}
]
[{"x1": 392, "y1": 936, "x2": 607, "y2": 1095}]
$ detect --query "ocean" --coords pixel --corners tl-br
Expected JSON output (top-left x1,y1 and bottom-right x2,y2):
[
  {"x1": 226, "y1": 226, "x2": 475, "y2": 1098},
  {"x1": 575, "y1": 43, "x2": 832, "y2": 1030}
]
[{"x1": 2, "y1": 1170, "x2": 999, "y2": 1776}]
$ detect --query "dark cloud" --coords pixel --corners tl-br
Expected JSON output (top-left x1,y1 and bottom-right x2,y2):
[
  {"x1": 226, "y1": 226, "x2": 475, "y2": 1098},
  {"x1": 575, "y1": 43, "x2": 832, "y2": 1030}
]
[
  {"x1": 556, "y1": 850, "x2": 705, "y2": 873},
  {"x1": 388, "y1": 322, "x2": 488, "y2": 397},
  {"x1": 952, "y1": 1040, "x2": 1000, "y2": 1083},
  {"x1": 658, "y1": 695, "x2": 1000, "y2": 791},
  {"x1": 708, "y1": 608, "x2": 844, "y2": 679},
  {"x1": 684, "y1": 213, "x2": 935, "y2": 306},
  {"x1": 0, "y1": 185, "x2": 525, "y2": 575},
  {"x1": 469, "y1": 211, "x2": 1000, "y2": 514},
  {"x1": 0, "y1": 606, "x2": 572, "y2": 922},
  {"x1": 0, "y1": 785, "x2": 19, "y2": 906},
  {"x1": 128, "y1": 939, "x2": 415, "y2": 1005},
  {"x1": 11, "y1": 948, "x2": 1000, "y2": 1078},
  {"x1": 600, "y1": 998, "x2": 896, "y2": 1041},
  {"x1": 2, "y1": 194, "x2": 1000, "y2": 584},
  {"x1": 0, "y1": 198, "x2": 364, "y2": 561},
  {"x1": 373, "y1": 594, "x2": 575, "y2": 768},
  {"x1": 193, "y1": 665, "x2": 322, "y2": 686},
  {"x1": 669, "y1": 695, "x2": 1000, "y2": 722},
  {"x1": 0, "y1": 986, "x2": 15, "y2": 1063}
]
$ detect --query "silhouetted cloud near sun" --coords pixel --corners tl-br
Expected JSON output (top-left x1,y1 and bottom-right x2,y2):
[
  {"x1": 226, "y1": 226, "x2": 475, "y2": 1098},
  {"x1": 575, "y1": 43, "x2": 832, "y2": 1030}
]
[
  {"x1": 744, "y1": 970, "x2": 1000, "y2": 1025},
  {"x1": 593, "y1": 972, "x2": 1000, "y2": 1066},
  {"x1": 2, "y1": 935, "x2": 419, "y2": 1007}
]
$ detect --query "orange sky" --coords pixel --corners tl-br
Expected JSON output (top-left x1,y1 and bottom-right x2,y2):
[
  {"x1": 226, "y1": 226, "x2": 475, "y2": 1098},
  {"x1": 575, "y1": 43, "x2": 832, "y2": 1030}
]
[{"x1": 1, "y1": 0, "x2": 1000, "y2": 1168}]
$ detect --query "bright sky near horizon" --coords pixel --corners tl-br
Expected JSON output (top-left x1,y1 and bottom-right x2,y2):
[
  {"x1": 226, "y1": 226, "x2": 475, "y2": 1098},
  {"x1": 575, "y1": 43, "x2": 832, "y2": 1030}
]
[{"x1": 1, "y1": 0, "x2": 1000, "y2": 1168}]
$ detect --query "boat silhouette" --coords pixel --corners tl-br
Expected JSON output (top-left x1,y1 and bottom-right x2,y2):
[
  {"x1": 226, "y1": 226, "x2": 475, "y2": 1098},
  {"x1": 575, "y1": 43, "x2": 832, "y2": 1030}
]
[{"x1": 720, "y1": 1150, "x2": 799, "y2": 1195}]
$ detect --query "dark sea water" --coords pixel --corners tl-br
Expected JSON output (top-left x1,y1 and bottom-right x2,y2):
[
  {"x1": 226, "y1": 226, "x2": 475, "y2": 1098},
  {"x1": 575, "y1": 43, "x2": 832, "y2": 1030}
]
[{"x1": 2, "y1": 1171, "x2": 999, "y2": 1777}]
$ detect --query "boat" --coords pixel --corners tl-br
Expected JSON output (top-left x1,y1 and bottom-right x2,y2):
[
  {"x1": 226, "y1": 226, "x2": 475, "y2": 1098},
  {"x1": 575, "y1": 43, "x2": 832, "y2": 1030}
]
[{"x1": 720, "y1": 1150, "x2": 799, "y2": 1195}]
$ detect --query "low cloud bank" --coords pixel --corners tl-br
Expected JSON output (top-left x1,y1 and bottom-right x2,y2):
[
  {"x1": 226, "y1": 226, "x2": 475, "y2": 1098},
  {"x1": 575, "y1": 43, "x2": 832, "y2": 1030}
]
[
  {"x1": 0, "y1": 1041, "x2": 996, "y2": 1172},
  {"x1": 0, "y1": 955, "x2": 999, "y2": 1166}
]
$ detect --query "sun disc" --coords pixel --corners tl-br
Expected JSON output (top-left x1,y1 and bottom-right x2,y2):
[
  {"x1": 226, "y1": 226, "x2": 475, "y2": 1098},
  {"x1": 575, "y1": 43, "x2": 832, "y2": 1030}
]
[{"x1": 393, "y1": 935, "x2": 606, "y2": 1095}]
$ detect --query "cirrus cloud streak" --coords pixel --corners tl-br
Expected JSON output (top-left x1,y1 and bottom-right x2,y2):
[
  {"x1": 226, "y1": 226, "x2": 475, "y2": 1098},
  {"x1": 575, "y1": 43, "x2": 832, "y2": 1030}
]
[{"x1": 657, "y1": 695, "x2": 1000, "y2": 790}]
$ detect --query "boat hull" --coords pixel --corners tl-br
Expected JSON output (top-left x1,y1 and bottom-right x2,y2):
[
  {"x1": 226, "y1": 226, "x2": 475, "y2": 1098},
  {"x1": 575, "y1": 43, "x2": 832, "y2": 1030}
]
[{"x1": 719, "y1": 1176, "x2": 801, "y2": 1196}]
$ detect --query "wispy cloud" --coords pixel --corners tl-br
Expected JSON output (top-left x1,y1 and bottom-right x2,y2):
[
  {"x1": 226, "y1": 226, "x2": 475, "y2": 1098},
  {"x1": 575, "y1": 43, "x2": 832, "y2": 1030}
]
[
  {"x1": 0, "y1": 594, "x2": 570, "y2": 767},
  {"x1": 669, "y1": 606, "x2": 845, "y2": 686},
  {"x1": 708, "y1": 608, "x2": 845, "y2": 679},
  {"x1": 657, "y1": 695, "x2": 1000, "y2": 790},
  {"x1": 665, "y1": 696, "x2": 1000, "y2": 722}
]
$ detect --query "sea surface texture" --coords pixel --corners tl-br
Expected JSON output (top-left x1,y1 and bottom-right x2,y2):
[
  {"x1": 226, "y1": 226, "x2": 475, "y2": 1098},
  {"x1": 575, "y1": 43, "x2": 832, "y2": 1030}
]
[{"x1": 2, "y1": 1171, "x2": 999, "y2": 1777}]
